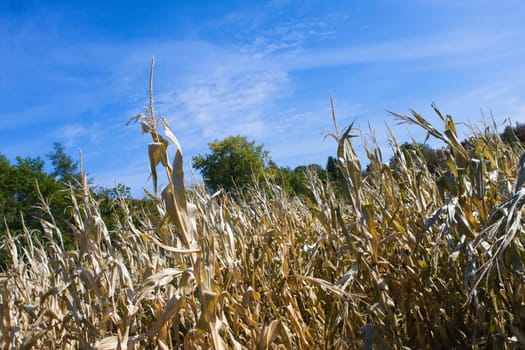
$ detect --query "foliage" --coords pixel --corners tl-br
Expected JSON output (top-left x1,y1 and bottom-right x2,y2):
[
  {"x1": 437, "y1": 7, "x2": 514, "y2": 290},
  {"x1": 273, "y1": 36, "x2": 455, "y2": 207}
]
[
  {"x1": 0, "y1": 154, "x2": 61, "y2": 232},
  {"x1": 389, "y1": 141, "x2": 447, "y2": 176},
  {"x1": 192, "y1": 135, "x2": 269, "y2": 192},
  {"x1": 1, "y1": 67, "x2": 525, "y2": 348},
  {"x1": 326, "y1": 155, "x2": 340, "y2": 181},
  {"x1": 266, "y1": 161, "x2": 328, "y2": 198},
  {"x1": 0, "y1": 146, "x2": 139, "y2": 256},
  {"x1": 501, "y1": 122, "x2": 525, "y2": 144},
  {"x1": 96, "y1": 182, "x2": 132, "y2": 200},
  {"x1": 47, "y1": 141, "x2": 80, "y2": 183}
]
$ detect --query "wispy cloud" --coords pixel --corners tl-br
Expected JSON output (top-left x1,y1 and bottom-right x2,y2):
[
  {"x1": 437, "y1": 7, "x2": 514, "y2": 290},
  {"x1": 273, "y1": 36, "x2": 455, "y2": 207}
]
[
  {"x1": 52, "y1": 123, "x2": 103, "y2": 148},
  {"x1": 165, "y1": 70, "x2": 289, "y2": 139},
  {"x1": 271, "y1": 29, "x2": 523, "y2": 72}
]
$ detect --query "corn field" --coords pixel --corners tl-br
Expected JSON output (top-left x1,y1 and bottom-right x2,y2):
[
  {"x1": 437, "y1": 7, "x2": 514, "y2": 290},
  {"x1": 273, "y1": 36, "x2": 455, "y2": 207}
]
[{"x1": 1, "y1": 65, "x2": 525, "y2": 349}]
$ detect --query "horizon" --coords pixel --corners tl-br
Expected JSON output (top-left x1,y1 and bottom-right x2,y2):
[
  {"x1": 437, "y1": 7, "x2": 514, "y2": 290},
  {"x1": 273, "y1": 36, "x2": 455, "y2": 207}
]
[{"x1": 2, "y1": 0, "x2": 525, "y2": 196}]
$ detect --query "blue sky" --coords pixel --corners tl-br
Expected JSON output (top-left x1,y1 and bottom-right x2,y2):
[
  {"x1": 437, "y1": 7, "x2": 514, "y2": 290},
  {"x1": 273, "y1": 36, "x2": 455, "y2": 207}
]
[{"x1": 2, "y1": 1, "x2": 525, "y2": 196}]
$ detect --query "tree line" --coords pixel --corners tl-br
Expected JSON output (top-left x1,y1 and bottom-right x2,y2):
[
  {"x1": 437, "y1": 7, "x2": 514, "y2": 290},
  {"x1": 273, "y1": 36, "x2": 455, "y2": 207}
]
[
  {"x1": 0, "y1": 142, "x2": 142, "y2": 254},
  {"x1": 192, "y1": 122, "x2": 525, "y2": 196},
  {"x1": 2, "y1": 122, "x2": 524, "y2": 248},
  {"x1": 191, "y1": 135, "x2": 338, "y2": 198}
]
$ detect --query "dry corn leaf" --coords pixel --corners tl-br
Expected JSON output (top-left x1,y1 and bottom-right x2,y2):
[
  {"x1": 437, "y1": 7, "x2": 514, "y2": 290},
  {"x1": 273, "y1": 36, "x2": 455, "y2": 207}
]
[
  {"x1": 139, "y1": 232, "x2": 200, "y2": 254},
  {"x1": 148, "y1": 142, "x2": 167, "y2": 193},
  {"x1": 135, "y1": 268, "x2": 185, "y2": 303},
  {"x1": 147, "y1": 294, "x2": 185, "y2": 336},
  {"x1": 94, "y1": 336, "x2": 119, "y2": 350},
  {"x1": 257, "y1": 319, "x2": 293, "y2": 350}
]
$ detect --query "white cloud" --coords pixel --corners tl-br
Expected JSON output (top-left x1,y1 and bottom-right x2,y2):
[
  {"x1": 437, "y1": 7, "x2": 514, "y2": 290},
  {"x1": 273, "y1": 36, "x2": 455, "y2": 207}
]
[
  {"x1": 156, "y1": 67, "x2": 290, "y2": 142},
  {"x1": 117, "y1": 24, "x2": 523, "y2": 172},
  {"x1": 274, "y1": 29, "x2": 523, "y2": 72},
  {"x1": 55, "y1": 124, "x2": 89, "y2": 147}
]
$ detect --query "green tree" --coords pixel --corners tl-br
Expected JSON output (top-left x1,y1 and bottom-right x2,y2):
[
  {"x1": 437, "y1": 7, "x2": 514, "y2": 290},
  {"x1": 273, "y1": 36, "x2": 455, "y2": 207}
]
[
  {"x1": 47, "y1": 142, "x2": 79, "y2": 183},
  {"x1": 291, "y1": 164, "x2": 327, "y2": 196},
  {"x1": 0, "y1": 154, "x2": 61, "y2": 232},
  {"x1": 0, "y1": 154, "x2": 15, "y2": 226},
  {"x1": 266, "y1": 162, "x2": 328, "y2": 198},
  {"x1": 94, "y1": 183, "x2": 143, "y2": 233},
  {"x1": 501, "y1": 123, "x2": 525, "y2": 144},
  {"x1": 326, "y1": 156, "x2": 340, "y2": 181},
  {"x1": 389, "y1": 142, "x2": 446, "y2": 176},
  {"x1": 192, "y1": 136, "x2": 269, "y2": 192},
  {"x1": 96, "y1": 183, "x2": 132, "y2": 200},
  {"x1": 265, "y1": 161, "x2": 294, "y2": 194}
]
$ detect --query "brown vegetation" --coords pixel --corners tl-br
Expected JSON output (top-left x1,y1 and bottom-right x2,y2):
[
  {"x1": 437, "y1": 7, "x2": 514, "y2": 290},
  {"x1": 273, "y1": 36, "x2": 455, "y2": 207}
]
[{"x1": 1, "y1": 64, "x2": 524, "y2": 349}]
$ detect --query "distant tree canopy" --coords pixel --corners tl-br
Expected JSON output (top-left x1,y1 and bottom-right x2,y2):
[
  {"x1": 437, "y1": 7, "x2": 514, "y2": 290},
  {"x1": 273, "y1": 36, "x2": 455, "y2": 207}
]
[
  {"x1": 192, "y1": 135, "x2": 331, "y2": 197},
  {"x1": 0, "y1": 143, "x2": 141, "y2": 240},
  {"x1": 266, "y1": 161, "x2": 328, "y2": 198},
  {"x1": 0, "y1": 154, "x2": 62, "y2": 232},
  {"x1": 4, "y1": 121, "x2": 525, "y2": 245},
  {"x1": 389, "y1": 142, "x2": 447, "y2": 176},
  {"x1": 326, "y1": 156, "x2": 340, "y2": 181},
  {"x1": 192, "y1": 136, "x2": 269, "y2": 193},
  {"x1": 501, "y1": 123, "x2": 525, "y2": 144},
  {"x1": 47, "y1": 141, "x2": 80, "y2": 183}
]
